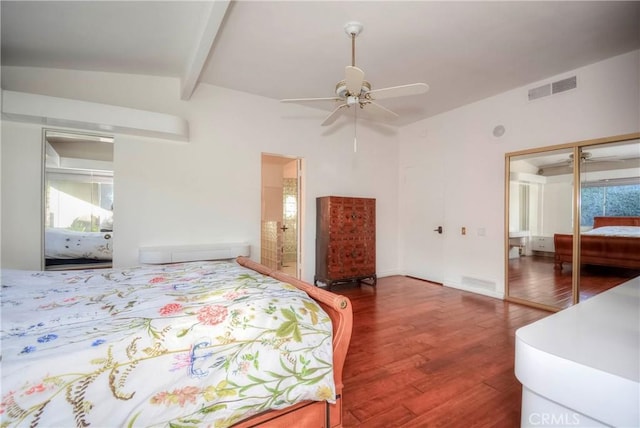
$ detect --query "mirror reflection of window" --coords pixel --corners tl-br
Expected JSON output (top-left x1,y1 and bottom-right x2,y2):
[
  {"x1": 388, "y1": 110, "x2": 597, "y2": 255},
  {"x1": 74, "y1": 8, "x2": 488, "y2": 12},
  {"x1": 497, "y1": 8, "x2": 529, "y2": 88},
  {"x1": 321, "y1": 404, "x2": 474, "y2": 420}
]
[
  {"x1": 518, "y1": 183, "x2": 530, "y2": 231},
  {"x1": 579, "y1": 142, "x2": 640, "y2": 228},
  {"x1": 43, "y1": 130, "x2": 114, "y2": 270}
]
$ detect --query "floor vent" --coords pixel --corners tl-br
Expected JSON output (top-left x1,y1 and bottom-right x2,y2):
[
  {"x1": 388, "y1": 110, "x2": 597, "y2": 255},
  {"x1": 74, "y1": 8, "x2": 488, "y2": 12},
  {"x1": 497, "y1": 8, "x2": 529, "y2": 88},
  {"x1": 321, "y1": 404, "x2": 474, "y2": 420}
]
[{"x1": 528, "y1": 75, "x2": 577, "y2": 101}]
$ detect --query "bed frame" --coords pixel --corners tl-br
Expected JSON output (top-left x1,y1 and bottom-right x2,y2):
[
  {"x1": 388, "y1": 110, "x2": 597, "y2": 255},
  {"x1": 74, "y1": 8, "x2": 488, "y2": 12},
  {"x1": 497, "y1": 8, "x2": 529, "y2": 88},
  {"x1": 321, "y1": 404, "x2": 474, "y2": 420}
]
[
  {"x1": 554, "y1": 216, "x2": 640, "y2": 271},
  {"x1": 234, "y1": 257, "x2": 353, "y2": 428}
]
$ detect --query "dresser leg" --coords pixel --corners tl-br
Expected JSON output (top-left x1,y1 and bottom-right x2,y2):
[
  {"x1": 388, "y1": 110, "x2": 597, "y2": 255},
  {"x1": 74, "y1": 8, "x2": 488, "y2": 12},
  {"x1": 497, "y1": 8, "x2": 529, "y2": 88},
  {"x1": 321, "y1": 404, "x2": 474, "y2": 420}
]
[{"x1": 359, "y1": 275, "x2": 377, "y2": 287}]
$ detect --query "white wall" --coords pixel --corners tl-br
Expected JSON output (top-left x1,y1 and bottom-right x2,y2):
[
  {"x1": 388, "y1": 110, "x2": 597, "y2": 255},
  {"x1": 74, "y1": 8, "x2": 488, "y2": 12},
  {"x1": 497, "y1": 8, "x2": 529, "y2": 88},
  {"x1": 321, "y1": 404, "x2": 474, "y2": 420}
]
[
  {"x1": 2, "y1": 50, "x2": 638, "y2": 297},
  {"x1": 398, "y1": 50, "x2": 640, "y2": 298},
  {"x1": 1, "y1": 67, "x2": 400, "y2": 282},
  {"x1": 541, "y1": 178, "x2": 574, "y2": 235},
  {"x1": 0, "y1": 122, "x2": 44, "y2": 269}
]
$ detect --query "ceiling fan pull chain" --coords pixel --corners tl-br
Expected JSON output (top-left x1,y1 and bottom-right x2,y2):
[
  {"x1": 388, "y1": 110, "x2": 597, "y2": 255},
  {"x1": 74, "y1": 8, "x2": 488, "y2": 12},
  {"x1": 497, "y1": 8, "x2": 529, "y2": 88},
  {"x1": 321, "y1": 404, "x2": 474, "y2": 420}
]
[{"x1": 353, "y1": 108, "x2": 358, "y2": 152}]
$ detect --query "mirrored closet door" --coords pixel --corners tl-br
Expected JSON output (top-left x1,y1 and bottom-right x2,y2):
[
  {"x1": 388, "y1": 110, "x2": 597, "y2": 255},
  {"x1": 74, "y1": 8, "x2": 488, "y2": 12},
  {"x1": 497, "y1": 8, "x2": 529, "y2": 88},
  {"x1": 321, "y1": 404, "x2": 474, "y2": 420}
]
[
  {"x1": 43, "y1": 130, "x2": 114, "y2": 270},
  {"x1": 576, "y1": 140, "x2": 640, "y2": 302},
  {"x1": 505, "y1": 134, "x2": 640, "y2": 311},
  {"x1": 506, "y1": 147, "x2": 575, "y2": 310}
]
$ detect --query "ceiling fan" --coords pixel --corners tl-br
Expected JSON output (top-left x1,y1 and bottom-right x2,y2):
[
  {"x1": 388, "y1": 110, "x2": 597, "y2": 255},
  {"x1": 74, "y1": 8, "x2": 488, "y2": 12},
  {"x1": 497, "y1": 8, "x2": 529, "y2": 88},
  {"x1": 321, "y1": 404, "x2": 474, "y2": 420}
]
[
  {"x1": 537, "y1": 152, "x2": 630, "y2": 175},
  {"x1": 281, "y1": 21, "x2": 429, "y2": 127},
  {"x1": 541, "y1": 152, "x2": 622, "y2": 169}
]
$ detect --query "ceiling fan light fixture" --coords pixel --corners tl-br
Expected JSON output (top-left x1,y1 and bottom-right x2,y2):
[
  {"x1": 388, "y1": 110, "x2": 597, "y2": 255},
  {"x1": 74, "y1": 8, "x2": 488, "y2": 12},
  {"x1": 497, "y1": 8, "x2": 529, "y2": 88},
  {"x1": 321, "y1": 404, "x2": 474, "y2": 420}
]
[
  {"x1": 569, "y1": 152, "x2": 592, "y2": 162},
  {"x1": 335, "y1": 80, "x2": 371, "y2": 98},
  {"x1": 347, "y1": 96, "x2": 360, "y2": 106}
]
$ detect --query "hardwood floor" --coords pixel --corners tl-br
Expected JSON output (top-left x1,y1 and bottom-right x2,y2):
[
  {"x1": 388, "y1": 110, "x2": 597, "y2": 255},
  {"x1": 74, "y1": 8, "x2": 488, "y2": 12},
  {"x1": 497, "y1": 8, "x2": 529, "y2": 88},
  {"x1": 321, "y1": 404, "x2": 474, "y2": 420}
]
[
  {"x1": 331, "y1": 277, "x2": 550, "y2": 428},
  {"x1": 508, "y1": 255, "x2": 640, "y2": 308}
]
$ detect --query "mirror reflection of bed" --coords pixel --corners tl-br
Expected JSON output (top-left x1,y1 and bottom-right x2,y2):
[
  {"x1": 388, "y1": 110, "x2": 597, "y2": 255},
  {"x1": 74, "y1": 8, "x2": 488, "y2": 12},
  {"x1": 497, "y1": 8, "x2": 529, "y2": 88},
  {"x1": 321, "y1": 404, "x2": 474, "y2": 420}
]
[
  {"x1": 506, "y1": 137, "x2": 640, "y2": 310},
  {"x1": 43, "y1": 130, "x2": 114, "y2": 270}
]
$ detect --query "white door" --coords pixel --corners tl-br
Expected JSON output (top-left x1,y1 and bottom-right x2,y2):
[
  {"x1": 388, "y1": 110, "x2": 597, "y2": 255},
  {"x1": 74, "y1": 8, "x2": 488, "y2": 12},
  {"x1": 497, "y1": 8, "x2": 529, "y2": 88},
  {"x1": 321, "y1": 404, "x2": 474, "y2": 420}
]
[{"x1": 399, "y1": 165, "x2": 445, "y2": 283}]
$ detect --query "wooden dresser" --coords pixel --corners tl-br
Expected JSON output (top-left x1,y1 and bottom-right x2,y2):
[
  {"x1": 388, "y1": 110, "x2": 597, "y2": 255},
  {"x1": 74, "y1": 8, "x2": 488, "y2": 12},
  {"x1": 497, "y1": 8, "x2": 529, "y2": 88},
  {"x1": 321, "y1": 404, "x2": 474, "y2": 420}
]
[{"x1": 314, "y1": 196, "x2": 376, "y2": 289}]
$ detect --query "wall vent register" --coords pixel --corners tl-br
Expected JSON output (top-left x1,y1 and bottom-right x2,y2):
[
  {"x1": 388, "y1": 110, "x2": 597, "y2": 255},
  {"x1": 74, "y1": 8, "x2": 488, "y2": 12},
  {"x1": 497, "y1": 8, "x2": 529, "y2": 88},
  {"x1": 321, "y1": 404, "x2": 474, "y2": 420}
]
[{"x1": 528, "y1": 76, "x2": 577, "y2": 101}]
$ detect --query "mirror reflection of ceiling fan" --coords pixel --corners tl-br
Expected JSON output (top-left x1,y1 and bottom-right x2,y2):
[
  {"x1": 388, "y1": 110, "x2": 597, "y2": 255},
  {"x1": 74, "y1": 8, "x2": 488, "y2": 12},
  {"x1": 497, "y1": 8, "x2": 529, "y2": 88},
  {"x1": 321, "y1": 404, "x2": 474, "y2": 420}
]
[
  {"x1": 280, "y1": 21, "x2": 429, "y2": 127},
  {"x1": 537, "y1": 151, "x2": 635, "y2": 175}
]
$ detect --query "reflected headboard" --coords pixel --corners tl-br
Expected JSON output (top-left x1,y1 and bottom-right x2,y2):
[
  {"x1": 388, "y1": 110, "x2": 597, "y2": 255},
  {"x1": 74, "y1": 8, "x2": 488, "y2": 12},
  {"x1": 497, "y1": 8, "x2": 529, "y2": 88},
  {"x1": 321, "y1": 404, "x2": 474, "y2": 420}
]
[
  {"x1": 593, "y1": 216, "x2": 640, "y2": 228},
  {"x1": 139, "y1": 242, "x2": 250, "y2": 264}
]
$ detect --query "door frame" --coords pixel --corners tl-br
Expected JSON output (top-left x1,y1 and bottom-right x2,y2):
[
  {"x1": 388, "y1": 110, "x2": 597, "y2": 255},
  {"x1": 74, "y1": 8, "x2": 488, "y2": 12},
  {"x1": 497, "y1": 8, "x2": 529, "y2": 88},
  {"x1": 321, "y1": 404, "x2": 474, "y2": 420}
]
[{"x1": 260, "y1": 153, "x2": 303, "y2": 279}]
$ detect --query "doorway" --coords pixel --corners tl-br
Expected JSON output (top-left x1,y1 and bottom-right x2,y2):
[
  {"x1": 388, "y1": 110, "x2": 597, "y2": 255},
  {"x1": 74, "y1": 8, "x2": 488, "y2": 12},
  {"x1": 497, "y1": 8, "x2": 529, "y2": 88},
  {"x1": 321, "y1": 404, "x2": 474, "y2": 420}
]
[{"x1": 261, "y1": 154, "x2": 302, "y2": 278}]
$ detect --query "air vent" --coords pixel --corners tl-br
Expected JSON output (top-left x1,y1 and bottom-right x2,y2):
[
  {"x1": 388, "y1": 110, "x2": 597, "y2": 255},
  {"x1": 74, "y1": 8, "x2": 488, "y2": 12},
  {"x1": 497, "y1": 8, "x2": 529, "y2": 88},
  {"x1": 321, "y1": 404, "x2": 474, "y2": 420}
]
[
  {"x1": 528, "y1": 84, "x2": 551, "y2": 101},
  {"x1": 528, "y1": 75, "x2": 577, "y2": 101},
  {"x1": 552, "y1": 76, "x2": 577, "y2": 94}
]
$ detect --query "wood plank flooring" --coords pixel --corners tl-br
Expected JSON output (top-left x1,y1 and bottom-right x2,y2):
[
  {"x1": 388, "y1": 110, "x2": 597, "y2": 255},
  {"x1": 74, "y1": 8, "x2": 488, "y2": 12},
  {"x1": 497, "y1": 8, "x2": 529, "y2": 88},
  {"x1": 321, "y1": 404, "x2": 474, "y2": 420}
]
[
  {"x1": 331, "y1": 276, "x2": 550, "y2": 428},
  {"x1": 508, "y1": 255, "x2": 640, "y2": 308}
]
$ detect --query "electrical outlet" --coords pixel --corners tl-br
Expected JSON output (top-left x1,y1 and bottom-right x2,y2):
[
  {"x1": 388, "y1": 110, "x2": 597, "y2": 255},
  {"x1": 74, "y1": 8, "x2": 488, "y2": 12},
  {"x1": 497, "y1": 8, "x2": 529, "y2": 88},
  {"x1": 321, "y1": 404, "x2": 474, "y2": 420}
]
[{"x1": 461, "y1": 227, "x2": 466, "y2": 235}]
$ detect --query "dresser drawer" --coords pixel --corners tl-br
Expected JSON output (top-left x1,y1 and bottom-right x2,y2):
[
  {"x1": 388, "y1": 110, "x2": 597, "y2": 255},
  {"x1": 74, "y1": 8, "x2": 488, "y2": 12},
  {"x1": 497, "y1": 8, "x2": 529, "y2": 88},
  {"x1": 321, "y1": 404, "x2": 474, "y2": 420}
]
[
  {"x1": 328, "y1": 204, "x2": 374, "y2": 235},
  {"x1": 532, "y1": 236, "x2": 555, "y2": 252},
  {"x1": 327, "y1": 243, "x2": 374, "y2": 274}
]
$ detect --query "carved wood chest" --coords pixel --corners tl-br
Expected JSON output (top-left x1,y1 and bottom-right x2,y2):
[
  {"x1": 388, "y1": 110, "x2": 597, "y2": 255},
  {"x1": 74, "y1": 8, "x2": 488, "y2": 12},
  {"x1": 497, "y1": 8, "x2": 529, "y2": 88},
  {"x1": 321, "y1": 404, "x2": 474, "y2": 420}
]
[{"x1": 315, "y1": 196, "x2": 376, "y2": 289}]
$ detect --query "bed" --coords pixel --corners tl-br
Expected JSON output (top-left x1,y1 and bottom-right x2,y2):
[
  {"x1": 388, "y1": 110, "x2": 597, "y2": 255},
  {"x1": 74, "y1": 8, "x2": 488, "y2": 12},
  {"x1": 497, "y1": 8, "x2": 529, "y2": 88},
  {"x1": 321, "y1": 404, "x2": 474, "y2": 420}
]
[
  {"x1": 0, "y1": 255, "x2": 352, "y2": 428},
  {"x1": 44, "y1": 228, "x2": 113, "y2": 268},
  {"x1": 553, "y1": 216, "x2": 640, "y2": 270}
]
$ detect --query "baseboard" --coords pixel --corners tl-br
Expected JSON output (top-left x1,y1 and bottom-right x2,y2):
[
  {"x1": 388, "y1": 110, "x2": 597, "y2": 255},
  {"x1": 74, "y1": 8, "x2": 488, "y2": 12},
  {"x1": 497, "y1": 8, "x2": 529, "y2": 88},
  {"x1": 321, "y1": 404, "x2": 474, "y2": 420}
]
[
  {"x1": 444, "y1": 279, "x2": 505, "y2": 300},
  {"x1": 377, "y1": 268, "x2": 403, "y2": 278}
]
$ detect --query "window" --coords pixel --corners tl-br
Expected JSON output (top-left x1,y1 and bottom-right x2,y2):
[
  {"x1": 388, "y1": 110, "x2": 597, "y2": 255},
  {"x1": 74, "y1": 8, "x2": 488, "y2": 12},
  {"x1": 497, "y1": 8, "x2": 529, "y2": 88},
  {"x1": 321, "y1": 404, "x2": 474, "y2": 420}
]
[
  {"x1": 46, "y1": 171, "x2": 113, "y2": 232},
  {"x1": 581, "y1": 183, "x2": 640, "y2": 227}
]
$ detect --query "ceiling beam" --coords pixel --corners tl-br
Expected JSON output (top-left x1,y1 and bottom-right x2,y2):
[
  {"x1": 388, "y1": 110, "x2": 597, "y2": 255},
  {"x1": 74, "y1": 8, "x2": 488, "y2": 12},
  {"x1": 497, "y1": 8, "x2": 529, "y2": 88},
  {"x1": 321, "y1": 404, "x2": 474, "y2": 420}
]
[
  {"x1": 3, "y1": 90, "x2": 189, "y2": 141},
  {"x1": 180, "y1": 0, "x2": 231, "y2": 100}
]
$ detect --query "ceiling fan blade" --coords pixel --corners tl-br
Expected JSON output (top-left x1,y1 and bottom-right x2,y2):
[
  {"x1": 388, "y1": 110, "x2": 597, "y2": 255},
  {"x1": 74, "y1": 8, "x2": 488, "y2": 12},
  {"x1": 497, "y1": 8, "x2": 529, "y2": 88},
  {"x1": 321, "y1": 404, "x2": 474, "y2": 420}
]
[
  {"x1": 539, "y1": 160, "x2": 571, "y2": 169},
  {"x1": 321, "y1": 104, "x2": 348, "y2": 126},
  {"x1": 281, "y1": 97, "x2": 342, "y2": 103},
  {"x1": 345, "y1": 66, "x2": 365, "y2": 95},
  {"x1": 367, "y1": 83, "x2": 429, "y2": 100},
  {"x1": 363, "y1": 101, "x2": 399, "y2": 122}
]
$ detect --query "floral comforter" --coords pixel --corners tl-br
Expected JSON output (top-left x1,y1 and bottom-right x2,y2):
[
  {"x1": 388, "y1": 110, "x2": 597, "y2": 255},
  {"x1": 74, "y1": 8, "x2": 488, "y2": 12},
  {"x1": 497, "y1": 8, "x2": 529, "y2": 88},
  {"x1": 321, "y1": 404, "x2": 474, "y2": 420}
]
[
  {"x1": 45, "y1": 228, "x2": 113, "y2": 260},
  {"x1": 0, "y1": 260, "x2": 335, "y2": 427}
]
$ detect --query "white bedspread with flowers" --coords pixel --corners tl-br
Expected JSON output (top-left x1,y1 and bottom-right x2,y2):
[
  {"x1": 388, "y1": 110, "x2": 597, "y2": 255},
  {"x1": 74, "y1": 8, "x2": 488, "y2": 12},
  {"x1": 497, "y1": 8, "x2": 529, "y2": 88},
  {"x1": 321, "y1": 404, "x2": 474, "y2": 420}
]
[{"x1": 1, "y1": 260, "x2": 335, "y2": 427}]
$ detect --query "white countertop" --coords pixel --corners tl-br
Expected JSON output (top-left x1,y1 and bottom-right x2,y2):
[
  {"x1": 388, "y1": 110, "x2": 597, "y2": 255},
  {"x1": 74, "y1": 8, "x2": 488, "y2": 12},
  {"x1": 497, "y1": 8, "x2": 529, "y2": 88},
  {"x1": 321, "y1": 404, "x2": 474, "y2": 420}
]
[{"x1": 515, "y1": 277, "x2": 640, "y2": 427}]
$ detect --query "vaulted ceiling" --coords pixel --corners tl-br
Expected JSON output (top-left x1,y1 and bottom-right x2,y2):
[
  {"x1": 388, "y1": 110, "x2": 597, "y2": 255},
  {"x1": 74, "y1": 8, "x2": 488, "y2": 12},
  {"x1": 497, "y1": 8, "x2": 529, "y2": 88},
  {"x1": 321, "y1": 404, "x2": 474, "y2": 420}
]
[{"x1": 2, "y1": 1, "x2": 640, "y2": 126}]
